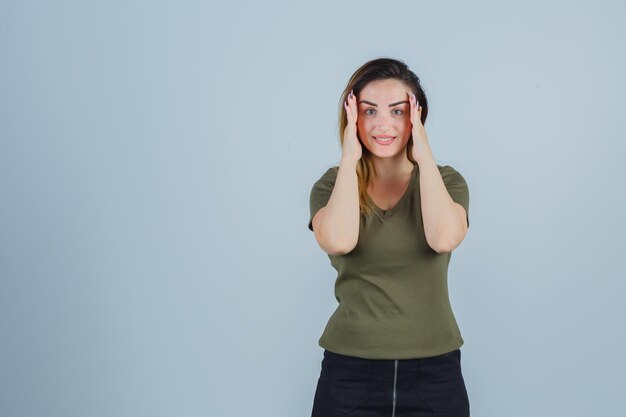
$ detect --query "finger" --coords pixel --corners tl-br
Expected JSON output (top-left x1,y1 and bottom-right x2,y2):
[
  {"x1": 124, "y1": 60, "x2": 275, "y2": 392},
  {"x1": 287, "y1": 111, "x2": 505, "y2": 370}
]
[
  {"x1": 409, "y1": 92, "x2": 417, "y2": 125},
  {"x1": 344, "y1": 100, "x2": 353, "y2": 123},
  {"x1": 349, "y1": 91, "x2": 358, "y2": 123},
  {"x1": 414, "y1": 95, "x2": 421, "y2": 124}
]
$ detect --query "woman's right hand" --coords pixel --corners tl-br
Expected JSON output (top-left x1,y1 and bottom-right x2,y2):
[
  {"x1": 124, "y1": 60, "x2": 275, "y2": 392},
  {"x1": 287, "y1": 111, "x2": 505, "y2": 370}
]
[{"x1": 342, "y1": 90, "x2": 362, "y2": 162}]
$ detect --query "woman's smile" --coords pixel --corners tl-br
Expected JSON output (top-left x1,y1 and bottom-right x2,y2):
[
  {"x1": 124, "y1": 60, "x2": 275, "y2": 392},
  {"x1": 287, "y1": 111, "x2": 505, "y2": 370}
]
[{"x1": 373, "y1": 136, "x2": 397, "y2": 145}]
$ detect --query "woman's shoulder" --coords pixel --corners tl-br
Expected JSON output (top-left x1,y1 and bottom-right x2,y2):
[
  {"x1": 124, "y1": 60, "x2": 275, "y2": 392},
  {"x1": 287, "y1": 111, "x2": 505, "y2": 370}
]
[
  {"x1": 436, "y1": 163, "x2": 467, "y2": 179},
  {"x1": 436, "y1": 163, "x2": 461, "y2": 173},
  {"x1": 316, "y1": 164, "x2": 339, "y2": 182}
]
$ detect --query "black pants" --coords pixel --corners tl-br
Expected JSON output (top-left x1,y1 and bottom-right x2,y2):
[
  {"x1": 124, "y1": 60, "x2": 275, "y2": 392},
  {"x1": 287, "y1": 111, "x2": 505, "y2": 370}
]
[{"x1": 311, "y1": 348, "x2": 470, "y2": 417}]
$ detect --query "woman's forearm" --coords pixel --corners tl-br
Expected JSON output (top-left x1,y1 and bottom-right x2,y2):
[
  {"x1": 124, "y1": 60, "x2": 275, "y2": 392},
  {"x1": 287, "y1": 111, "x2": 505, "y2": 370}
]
[
  {"x1": 418, "y1": 155, "x2": 467, "y2": 253},
  {"x1": 317, "y1": 157, "x2": 361, "y2": 254}
]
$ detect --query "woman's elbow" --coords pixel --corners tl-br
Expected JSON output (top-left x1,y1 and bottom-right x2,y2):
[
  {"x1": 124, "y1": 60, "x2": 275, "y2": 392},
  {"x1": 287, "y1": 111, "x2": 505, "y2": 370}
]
[
  {"x1": 429, "y1": 229, "x2": 467, "y2": 254},
  {"x1": 312, "y1": 208, "x2": 359, "y2": 255},
  {"x1": 317, "y1": 231, "x2": 358, "y2": 255}
]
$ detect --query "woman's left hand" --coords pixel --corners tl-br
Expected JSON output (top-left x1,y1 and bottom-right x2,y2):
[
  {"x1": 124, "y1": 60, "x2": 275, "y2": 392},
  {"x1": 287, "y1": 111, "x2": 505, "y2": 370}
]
[{"x1": 408, "y1": 91, "x2": 434, "y2": 164}]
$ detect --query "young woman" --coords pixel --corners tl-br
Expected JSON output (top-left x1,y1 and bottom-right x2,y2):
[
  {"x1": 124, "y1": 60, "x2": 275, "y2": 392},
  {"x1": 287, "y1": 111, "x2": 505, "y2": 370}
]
[{"x1": 308, "y1": 58, "x2": 471, "y2": 416}]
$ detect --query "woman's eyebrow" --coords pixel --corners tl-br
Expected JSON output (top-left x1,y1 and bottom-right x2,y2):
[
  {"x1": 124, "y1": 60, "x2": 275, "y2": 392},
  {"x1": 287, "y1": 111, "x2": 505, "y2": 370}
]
[{"x1": 358, "y1": 100, "x2": 409, "y2": 107}]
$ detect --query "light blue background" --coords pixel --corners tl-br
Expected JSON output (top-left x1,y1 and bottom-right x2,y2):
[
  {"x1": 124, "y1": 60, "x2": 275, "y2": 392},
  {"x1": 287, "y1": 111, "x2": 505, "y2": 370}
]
[{"x1": 1, "y1": 1, "x2": 625, "y2": 416}]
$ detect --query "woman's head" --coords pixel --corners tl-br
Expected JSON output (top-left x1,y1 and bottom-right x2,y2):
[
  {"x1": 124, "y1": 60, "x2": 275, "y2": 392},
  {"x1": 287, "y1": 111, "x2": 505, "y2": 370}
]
[
  {"x1": 356, "y1": 78, "x2": 414, "y2": 160},
  {"x1": 337, "y1": 57, "x2": 429, "y2": 223},
  {"x1": 338, "y1": 57, "x2": 428, "y2": 162}
]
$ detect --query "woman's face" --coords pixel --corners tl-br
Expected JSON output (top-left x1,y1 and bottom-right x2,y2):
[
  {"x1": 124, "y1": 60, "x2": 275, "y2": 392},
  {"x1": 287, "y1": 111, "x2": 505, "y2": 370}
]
[{"x1": 356, "y1": 78, "x2": 412, "y2": 159}]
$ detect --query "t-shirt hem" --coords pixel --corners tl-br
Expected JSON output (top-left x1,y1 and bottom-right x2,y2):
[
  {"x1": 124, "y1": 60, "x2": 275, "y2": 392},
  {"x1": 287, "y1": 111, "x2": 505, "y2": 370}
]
[{"x1": 318, "y1": 338, "x2": 464, "y2": 360}]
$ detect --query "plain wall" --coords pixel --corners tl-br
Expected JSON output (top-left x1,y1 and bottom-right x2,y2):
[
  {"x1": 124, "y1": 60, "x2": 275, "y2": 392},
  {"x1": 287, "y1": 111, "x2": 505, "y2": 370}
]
[{"x1": 1, "y1": 1, "x2": 625, "y2": 416}]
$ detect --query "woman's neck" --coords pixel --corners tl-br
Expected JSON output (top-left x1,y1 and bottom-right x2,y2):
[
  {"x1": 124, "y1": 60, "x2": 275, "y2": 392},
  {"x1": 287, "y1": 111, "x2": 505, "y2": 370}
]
[{"x1": 370, "y1": 154, "x2": 415, "y2": 181}]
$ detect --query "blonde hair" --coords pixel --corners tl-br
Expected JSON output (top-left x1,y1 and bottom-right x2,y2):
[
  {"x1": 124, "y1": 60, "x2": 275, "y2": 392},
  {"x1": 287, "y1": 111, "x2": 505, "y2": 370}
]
[{"x1": 337, "y1": 57, "x2": 429, "y2": 225}]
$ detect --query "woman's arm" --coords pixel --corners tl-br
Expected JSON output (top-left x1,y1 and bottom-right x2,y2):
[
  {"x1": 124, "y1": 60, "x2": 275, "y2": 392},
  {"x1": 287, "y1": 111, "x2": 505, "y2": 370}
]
[
  {"x1": 312, "y1": 157, "x2": 360, "y2": 256},
  {"x1": 407, "y1": 91, "x2": 468, "y2": 253},
  {"x1": 312, "y1": 90, "x2": 363, "y2": 256},
  {"x1": 418, "y1": 156, "x2": 468, "y2": 253}
]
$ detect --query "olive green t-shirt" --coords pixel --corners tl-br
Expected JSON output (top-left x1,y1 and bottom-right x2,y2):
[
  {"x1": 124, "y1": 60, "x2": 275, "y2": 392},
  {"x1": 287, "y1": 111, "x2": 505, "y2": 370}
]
[{"x1": 307, "y1": 162, "x2": 470, "y2": 360}]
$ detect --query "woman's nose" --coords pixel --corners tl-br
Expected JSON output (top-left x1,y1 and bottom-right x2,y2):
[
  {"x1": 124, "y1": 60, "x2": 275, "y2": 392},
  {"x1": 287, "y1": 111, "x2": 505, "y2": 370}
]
[{"x1": 375, "y1": 112, "x2": 394, "y2": 128}]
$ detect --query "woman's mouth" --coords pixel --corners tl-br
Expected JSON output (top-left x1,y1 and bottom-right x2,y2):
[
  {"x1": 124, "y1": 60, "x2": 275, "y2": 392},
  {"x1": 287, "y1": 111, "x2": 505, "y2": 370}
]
[{"x1": 373, "y1": 136, "x2": 396, "y2": 146}]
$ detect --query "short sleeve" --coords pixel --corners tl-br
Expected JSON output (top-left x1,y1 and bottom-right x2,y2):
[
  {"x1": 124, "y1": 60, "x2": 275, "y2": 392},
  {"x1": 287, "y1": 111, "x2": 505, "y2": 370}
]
[
  {"x1": 307, "y1": 167, "x2": 338, "y2": 232},
  {"x1": 439, "y1": 165, "x2": 470, "y2": 228}
]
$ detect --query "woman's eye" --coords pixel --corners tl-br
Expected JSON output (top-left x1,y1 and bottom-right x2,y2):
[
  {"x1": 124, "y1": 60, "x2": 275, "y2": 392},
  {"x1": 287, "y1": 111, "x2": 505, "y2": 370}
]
[
  {"x1": 392, "y1": 109, "x2": 403, "y2": 116},
  {"x1": 365, "y1": 108, "x2": 376, "y2": 116}
]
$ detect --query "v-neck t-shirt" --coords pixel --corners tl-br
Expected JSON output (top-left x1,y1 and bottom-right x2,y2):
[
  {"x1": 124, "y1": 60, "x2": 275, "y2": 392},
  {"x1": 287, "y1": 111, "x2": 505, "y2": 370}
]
[{"x1": 307, "y1": 162, "x2": 470, "y2": 359}]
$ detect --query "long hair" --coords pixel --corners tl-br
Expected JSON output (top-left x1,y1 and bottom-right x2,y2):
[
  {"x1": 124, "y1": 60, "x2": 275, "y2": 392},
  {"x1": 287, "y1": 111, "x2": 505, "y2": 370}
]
[{"x1": 337, "y1": 57, "x2": 429, "y2": 225}]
